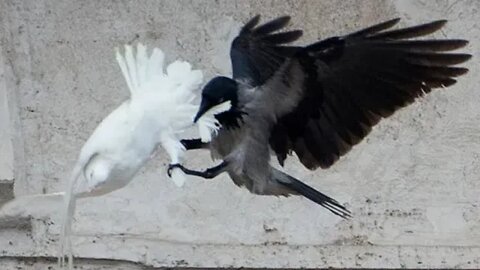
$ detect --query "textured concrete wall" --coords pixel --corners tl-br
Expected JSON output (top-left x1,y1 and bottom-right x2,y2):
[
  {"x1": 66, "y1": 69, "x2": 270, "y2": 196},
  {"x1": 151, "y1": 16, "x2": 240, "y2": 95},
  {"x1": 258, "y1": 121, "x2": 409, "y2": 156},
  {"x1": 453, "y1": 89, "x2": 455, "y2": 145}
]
[{"x1": 0, "y1": 0, "x2": 479, "y2": 269}]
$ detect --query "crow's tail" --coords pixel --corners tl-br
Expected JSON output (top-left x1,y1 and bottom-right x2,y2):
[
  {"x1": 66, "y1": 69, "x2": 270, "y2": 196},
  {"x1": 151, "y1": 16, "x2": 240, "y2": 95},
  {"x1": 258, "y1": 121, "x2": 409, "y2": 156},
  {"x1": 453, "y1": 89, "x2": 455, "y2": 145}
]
[{"x1": 275, "y1": 171, "x2": 351, "y2": 219}]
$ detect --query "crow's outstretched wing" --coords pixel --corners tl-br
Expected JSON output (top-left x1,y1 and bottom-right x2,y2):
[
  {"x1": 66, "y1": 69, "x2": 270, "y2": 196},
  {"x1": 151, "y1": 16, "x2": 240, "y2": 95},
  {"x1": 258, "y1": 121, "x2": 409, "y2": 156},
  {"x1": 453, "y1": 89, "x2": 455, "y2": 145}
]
[
  {"x1": 230, "y1": 15, "x2": 302, "y2": 87},
  {"x1": 268, "y1": 18, "x2": 471, "y2": 169}
]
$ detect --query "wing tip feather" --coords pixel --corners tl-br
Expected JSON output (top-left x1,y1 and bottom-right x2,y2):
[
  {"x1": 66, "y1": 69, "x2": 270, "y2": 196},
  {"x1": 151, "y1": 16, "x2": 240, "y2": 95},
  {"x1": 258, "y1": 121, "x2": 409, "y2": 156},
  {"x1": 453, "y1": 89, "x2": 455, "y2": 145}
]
[
  {"x1": 253, "y1": 15, "x2": 292, "y2": 35},
  {"x1": 241, "y1": 14, "x2": 261, "y2": 34},
  {"x1": 348, "y1": 17, "x2": 401, "y2": 38}
]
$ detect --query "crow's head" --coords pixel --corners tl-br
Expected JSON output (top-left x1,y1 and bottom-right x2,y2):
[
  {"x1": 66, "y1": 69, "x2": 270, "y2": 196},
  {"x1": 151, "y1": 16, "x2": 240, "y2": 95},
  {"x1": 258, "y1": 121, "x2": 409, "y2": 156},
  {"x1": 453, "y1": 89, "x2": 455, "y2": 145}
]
[{"x1": 194, "y1": 76, "x2": 239, "y2": 123}]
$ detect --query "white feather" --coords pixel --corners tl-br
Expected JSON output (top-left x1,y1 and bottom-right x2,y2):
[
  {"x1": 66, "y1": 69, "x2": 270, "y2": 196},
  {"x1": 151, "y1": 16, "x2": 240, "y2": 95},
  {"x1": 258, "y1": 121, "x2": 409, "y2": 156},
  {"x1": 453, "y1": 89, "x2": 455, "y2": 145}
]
[
  {"x1": 197, "y1": 100, "x2": 232, "y2": 142},
  {"x1": 124, "y1": 45, "x2": 139, "y2": 94},
  {"x1": 136, "y1": 43, "x2": 148, "y2": 84},
  {"x1": 115, "y1": 48, "x2": 133, "y2": 94}
]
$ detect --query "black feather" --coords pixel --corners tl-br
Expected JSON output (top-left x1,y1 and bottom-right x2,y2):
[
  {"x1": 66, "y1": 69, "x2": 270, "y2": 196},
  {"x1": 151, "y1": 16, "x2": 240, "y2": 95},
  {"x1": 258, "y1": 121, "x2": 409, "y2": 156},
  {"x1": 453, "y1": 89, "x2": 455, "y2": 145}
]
[
  {"x1": 383, "y1": 39, "x2": 469, "y2": 51},
  {"x1": 347, "y1": 18, "x2": 400, "y2": 38},
  {"x1": 240, "y1": 15, "x2": 261, "y2": 34},
  {"x1": 231, "y1": 15, "x2": 301, "y2": 86},
  {"x1": 253, "y1": 16, "x2": 291, "y2": 35},
  {"x1": 277, "y1": 175, "x2": 351, "y2": 218},
  {"x1": 215, "y1": 109, "x2": 247, "y2": 130},
  {"x1": 370, "y1": 20, "x2": 447, "y2": 40},
  {"x1": 404, "y1": 52, "x2": 472, "y2": 66},
  {"x1": 263, "y1": 30, "x2": 303, "y2": 44}
]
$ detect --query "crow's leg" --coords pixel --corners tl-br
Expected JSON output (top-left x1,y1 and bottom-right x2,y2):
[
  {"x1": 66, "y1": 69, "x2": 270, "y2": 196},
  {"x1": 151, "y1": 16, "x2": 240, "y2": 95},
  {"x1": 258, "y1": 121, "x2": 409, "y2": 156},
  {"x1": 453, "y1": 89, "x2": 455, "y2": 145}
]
[
  {"x1": 180, "y1": 139, "x2": 209, "y2": 150},
  {"x1": 168, "y1": 161, "x2": 228, "y2": 179}
]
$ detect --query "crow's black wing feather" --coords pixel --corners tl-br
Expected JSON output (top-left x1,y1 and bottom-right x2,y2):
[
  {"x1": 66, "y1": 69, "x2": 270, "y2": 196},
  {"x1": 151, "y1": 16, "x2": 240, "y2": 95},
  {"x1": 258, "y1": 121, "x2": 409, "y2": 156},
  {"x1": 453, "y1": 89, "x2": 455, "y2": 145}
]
[
  {"x1": 270, "y1": 19, "x2": 471, "y2": 169},
  {"x1": 230, "y1": 15, "x2": 302, "y2": 87}
]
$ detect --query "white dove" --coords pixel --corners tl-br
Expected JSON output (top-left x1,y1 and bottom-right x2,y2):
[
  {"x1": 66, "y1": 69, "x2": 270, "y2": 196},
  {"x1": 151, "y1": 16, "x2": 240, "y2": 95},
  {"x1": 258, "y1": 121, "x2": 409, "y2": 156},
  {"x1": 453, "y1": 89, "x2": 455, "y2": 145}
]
[{"x1": 0, "y1": 43, "x2": 230, "y2": 270}]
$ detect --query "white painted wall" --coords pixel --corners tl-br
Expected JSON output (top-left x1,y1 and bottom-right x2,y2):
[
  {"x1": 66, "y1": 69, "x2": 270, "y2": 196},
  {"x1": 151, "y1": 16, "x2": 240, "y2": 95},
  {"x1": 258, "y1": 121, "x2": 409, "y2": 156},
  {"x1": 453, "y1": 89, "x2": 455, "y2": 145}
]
[{"x1": 0, "y1": 0, "x2": 479, "y2": 268}]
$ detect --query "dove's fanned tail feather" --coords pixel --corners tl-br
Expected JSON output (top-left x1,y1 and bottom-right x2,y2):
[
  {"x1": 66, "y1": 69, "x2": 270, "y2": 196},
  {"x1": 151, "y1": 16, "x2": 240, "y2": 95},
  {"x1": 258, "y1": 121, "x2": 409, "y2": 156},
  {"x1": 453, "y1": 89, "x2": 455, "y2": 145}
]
[
  {"x1": 115, "y1": 48, "x2": 134, "y2": 95},
  {"x1": 117, "y1": 44, "x2": 202, "y2": 99},
  {"x1": 146, "y1": 48, "x2": 165, "y2": 82},
  {"x1": 136, "y1": 43, "x2": 148, "y2": 84},
  {"x1": 125, "y1": 45, "x2": 139, "y2": 96},
  {"x1": 116, "y1": 44, "x2": 167, "y2": 99},
  {"x1": 116, "y1": 44, "x2": 202, "y2": 124}
]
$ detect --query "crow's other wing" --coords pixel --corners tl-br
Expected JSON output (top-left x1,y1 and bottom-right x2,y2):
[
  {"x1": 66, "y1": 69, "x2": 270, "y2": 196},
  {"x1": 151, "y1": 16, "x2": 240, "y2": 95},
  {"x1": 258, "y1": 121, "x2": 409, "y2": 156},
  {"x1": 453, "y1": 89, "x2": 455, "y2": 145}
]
[
  {"x1": 230, "y1": 15, "x2": 302, "y2": 87},
  {"x1": 269, "y1": 18, "x2": 471, "y2": 169}
]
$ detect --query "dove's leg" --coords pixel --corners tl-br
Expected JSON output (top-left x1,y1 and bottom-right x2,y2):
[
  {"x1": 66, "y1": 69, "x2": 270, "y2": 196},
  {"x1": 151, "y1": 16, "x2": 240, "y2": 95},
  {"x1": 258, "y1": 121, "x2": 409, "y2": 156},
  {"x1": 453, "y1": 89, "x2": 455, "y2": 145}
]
[
  {"x1": 180, "y1": 138, "x2": 209, "y2": 150},
  {"x1": 168, "y1": 161, "x2": 227, "y2": 179},
  {"x1": 160, "y1": 135, "x2": 188, "y2": 164}
]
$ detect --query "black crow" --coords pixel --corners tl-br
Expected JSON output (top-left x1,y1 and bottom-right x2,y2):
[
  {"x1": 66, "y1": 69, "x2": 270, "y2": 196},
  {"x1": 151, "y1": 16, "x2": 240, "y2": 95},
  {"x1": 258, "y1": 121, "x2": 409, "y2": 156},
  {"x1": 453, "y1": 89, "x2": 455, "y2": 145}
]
[{"x1": 169, "y1": 15, "x2": 471, "y2": 218}]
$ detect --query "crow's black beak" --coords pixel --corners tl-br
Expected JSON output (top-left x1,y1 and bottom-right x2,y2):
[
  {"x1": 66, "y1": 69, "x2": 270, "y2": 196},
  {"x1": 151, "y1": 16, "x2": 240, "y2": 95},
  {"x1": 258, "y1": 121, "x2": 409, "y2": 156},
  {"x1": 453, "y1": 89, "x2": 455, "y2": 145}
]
[{"x1": 193, "y1": 98, "x2": 212, "y2": 123}]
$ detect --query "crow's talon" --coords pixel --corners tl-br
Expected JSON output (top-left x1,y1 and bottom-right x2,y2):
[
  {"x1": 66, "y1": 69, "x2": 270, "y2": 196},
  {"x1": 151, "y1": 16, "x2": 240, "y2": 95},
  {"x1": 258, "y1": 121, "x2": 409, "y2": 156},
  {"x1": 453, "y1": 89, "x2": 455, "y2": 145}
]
[{"x1": 167, "y1": 163, "x2": 183, "y2": 177}]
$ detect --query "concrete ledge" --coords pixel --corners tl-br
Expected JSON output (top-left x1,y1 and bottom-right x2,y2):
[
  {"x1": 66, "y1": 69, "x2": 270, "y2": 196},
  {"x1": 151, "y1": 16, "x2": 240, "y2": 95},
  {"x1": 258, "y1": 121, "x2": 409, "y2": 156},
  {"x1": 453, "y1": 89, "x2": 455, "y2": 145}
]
[
  {"x1": 0, "y1": 214, "x2": 31, "y2": 231},
  {"x1": 1, "y1": 241, "x2": 479, "y2": 269},
  {"x1": 0, "y1": 183, "x2": 14, "y2": 207},
  {"x1": 0, "y1": 257, "x2": 149, "y2": 270}
]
